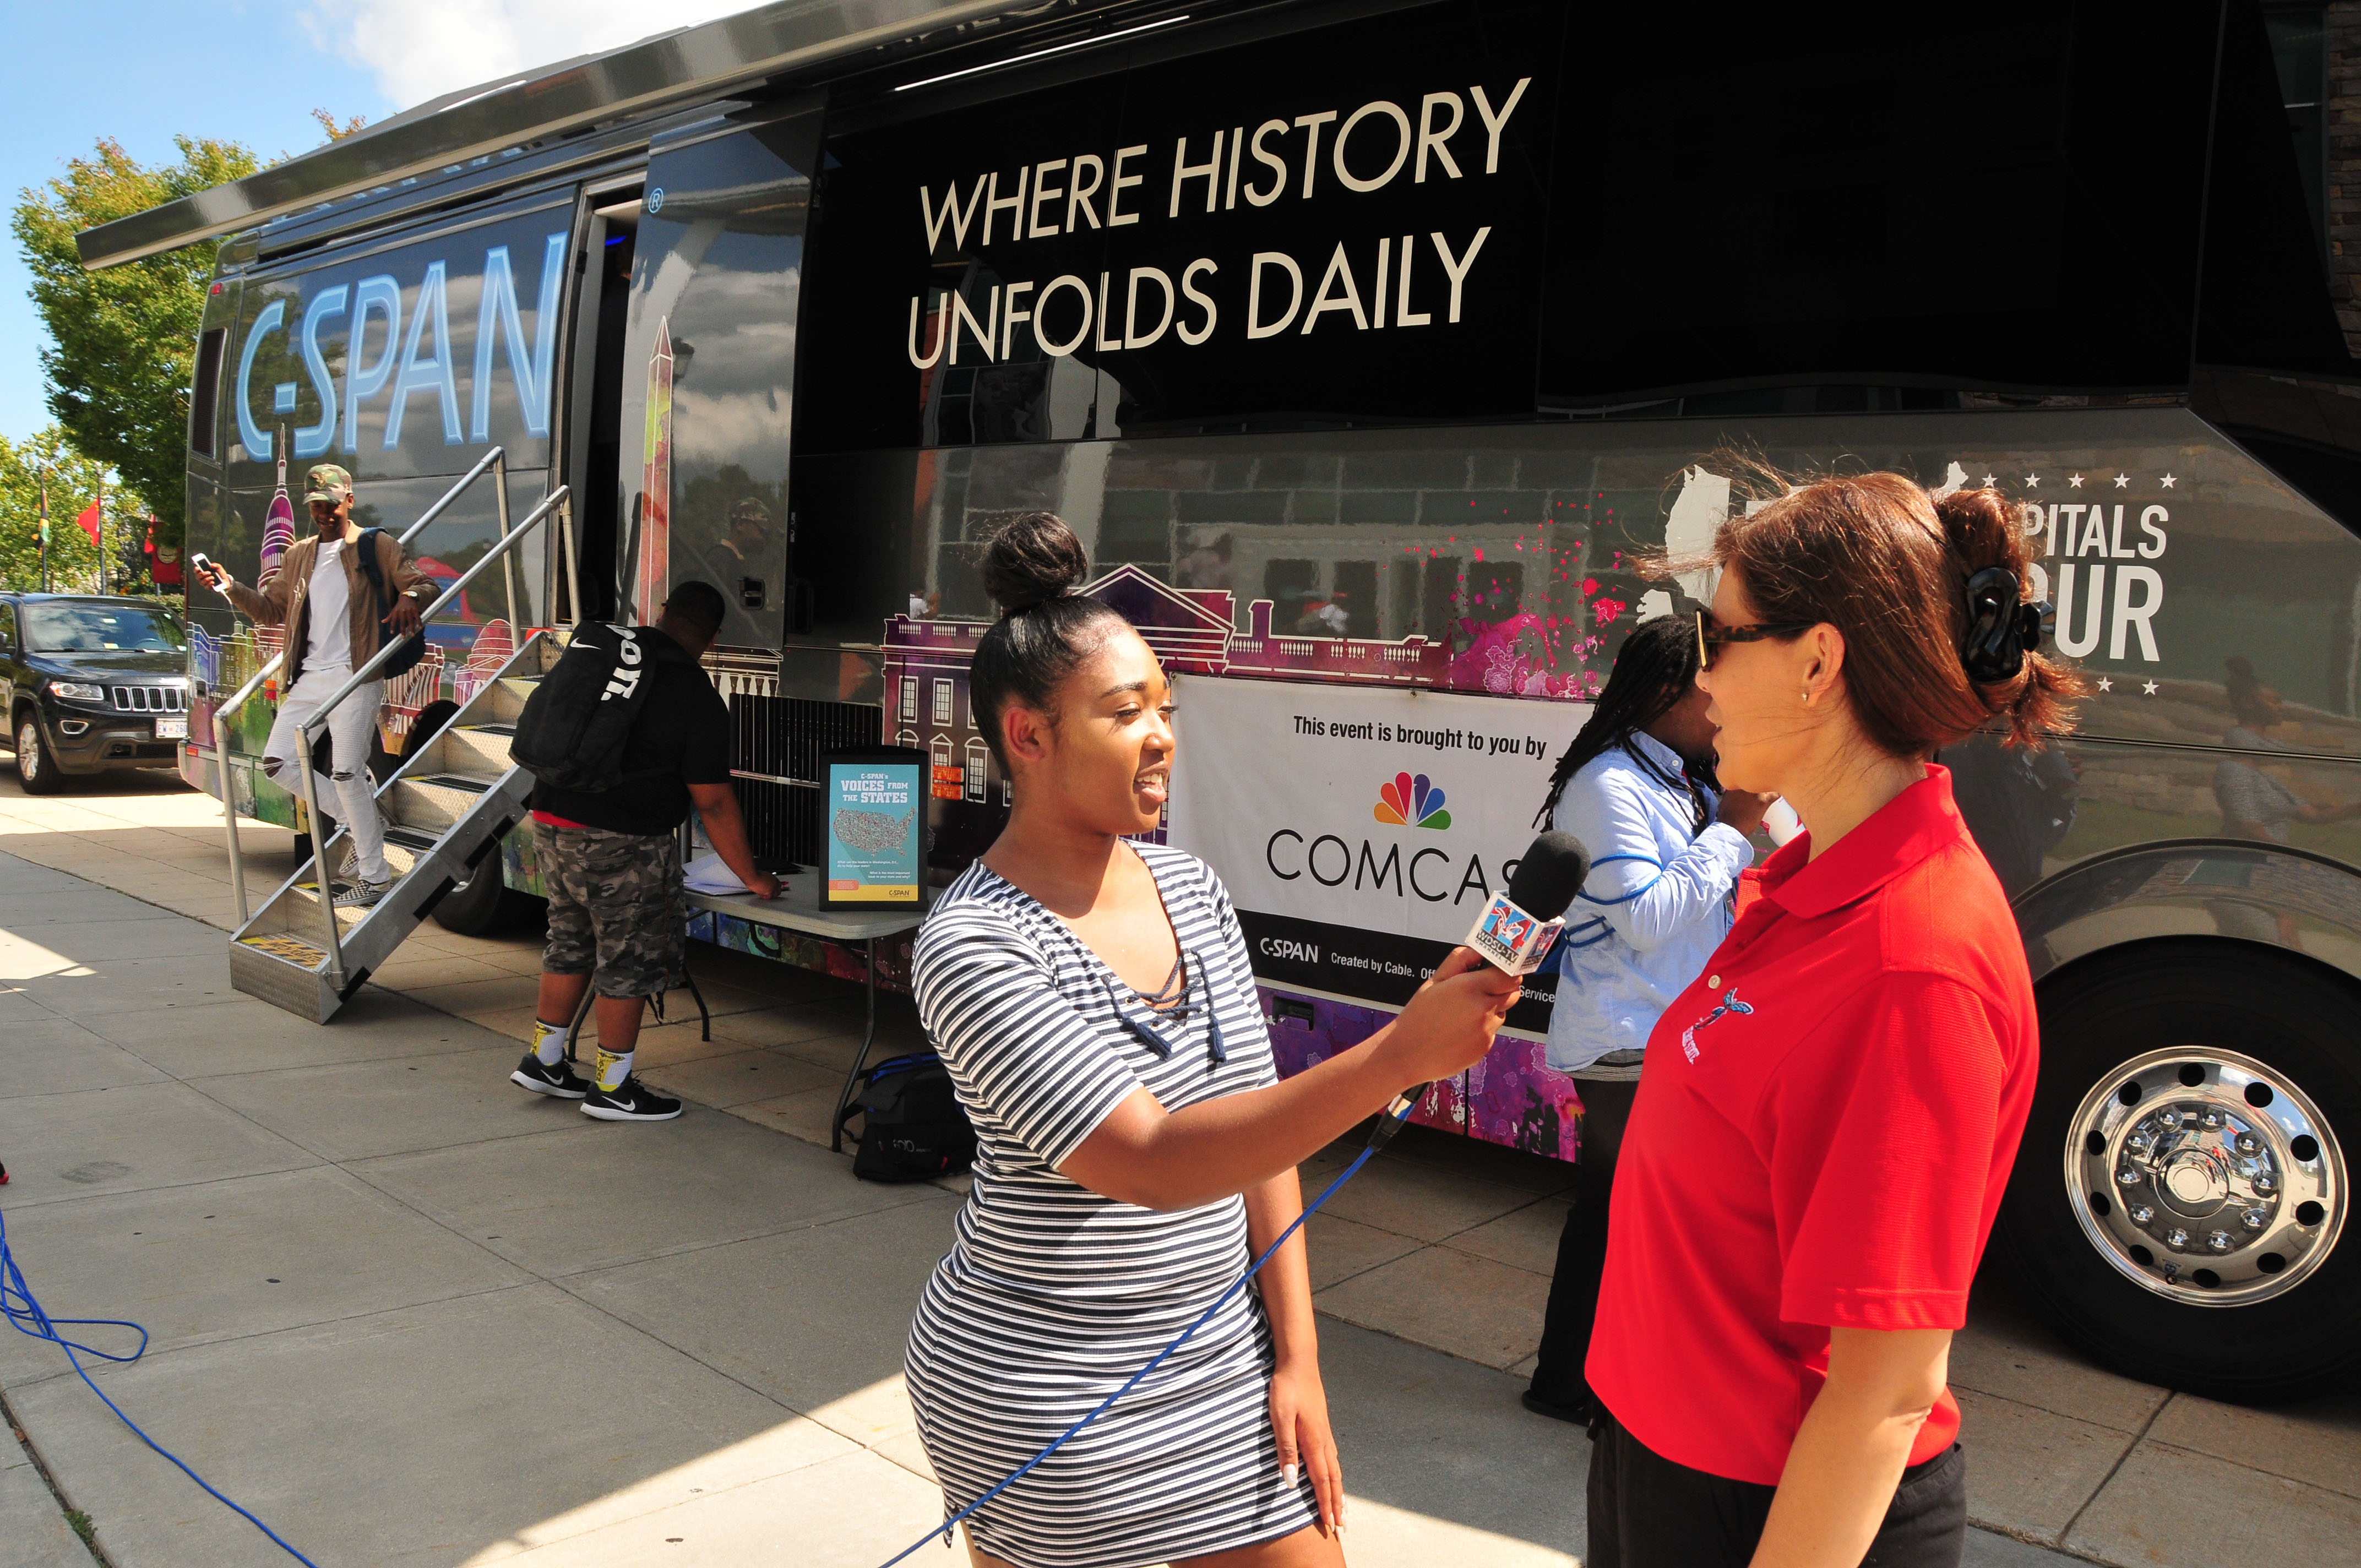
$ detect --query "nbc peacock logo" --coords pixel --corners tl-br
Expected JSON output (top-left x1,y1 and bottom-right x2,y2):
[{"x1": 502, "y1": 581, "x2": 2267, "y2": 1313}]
[{"x1": 1374, "y1": 772, "x2": 1451, "y2": 831}]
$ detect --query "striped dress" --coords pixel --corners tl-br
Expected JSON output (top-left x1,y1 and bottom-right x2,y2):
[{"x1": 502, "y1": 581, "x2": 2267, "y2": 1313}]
[{"x1": 905, "y1": 843, "x2": 1319, "y2": 1568}]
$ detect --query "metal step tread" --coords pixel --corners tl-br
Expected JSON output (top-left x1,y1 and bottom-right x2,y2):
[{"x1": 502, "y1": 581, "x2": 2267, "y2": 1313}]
[
  {"x1": 412, "y1": 773, "x2": 498, "y2": 793},
  {"x1": 384, "y1": 826, "x2": 441, "y2": 851},
  {"x1": 237, "y1": 932, "x2": 325, "y2": 969},
  {"x1": 465, "y1": 722, "x2": 517, "y2": 735}
]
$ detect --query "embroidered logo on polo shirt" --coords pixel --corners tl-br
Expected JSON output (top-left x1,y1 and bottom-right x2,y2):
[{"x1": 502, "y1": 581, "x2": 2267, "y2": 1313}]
[{"x1": 1679, "y1": 988, "x2": 1754, "y2": 1063}]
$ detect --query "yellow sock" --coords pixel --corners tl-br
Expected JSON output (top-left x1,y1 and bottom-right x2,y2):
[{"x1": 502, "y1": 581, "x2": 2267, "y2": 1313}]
[
  {"x1": 594, "y1": 1048, "x2": 633, "y2": 1092},
  {"x1": 530, "y1": 1018, "x2": 567, "y2": 1066}
]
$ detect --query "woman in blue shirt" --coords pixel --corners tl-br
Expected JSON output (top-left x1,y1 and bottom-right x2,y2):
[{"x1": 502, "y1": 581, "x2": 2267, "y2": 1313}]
[{"x1": 1524, "y1": 613, "x2": 1772, "y2": 1422}]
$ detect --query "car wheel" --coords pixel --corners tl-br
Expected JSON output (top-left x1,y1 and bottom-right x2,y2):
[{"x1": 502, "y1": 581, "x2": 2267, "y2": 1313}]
[
  {"x1": 1996, "y1": 938, "x2": 2358, "y2": 1401},
  {"x1": 15, "y1": 714, "x2": 65, "y2": 795}
]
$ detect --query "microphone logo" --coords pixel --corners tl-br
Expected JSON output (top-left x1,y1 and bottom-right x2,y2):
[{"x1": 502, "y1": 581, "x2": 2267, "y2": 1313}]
[{"x1": 1465, "y1": 891, "x2": 1565, "y2": 977}]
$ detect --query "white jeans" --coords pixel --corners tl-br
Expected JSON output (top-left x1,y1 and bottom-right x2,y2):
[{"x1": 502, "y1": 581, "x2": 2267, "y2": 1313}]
[{"x1": 263, "y1": 665, "x2": 389, "y2": 883}]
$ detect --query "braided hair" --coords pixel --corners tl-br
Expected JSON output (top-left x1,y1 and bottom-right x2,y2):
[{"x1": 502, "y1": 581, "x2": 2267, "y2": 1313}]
[{"x1": 1534, "y1": 614, "x2": 1713, "y2": 832}]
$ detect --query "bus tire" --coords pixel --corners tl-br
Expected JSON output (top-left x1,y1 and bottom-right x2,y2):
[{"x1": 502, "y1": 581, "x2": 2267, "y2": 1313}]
[
  {"x1": 430, "y1": 857, "x2": 541, "y2": 936},
  {"x1": 1997, "y1": 938, "x2": 2359, "y2": 1402}
]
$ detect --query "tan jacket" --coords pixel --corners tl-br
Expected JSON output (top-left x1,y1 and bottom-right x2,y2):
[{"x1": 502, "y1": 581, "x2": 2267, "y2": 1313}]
[{"x1": 227, "y1": 529, "x2": 434, "y2": 686}]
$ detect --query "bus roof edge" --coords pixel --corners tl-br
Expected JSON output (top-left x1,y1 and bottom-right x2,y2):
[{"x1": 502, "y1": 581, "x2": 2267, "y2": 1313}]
[{"x1": 74, "y1": 0, "x2": 1062, "y2": 271}]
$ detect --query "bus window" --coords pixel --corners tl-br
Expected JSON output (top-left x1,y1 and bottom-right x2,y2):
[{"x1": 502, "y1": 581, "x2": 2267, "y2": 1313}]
[
  {"x1": 189, "y1": 328, "x2": 227, "y2": 458},
  {"x1": 620, "y1": 111, "x2": 821, "y2": 650},
  {"x1": 1540, "y1": 2, "x2": 2218, "y2": 407}
]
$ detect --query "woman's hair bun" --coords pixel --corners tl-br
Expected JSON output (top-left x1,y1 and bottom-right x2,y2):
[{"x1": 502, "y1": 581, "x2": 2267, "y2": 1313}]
[{"x1": 981, "y1": 511, "x2": 1089, "y2": 614}]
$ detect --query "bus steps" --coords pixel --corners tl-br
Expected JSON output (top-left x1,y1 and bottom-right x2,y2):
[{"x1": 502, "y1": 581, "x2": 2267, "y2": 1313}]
[{"x1": 227, "y1": 630, "x2": 563, "y2": 1022}]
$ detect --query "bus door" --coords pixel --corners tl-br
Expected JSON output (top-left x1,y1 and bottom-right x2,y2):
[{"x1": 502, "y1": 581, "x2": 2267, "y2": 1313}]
[
  {"x1": 614, "y1": 102, "x2": 823, "y2": 650},
  {"x1": 561, "y1": 182, "x2": 641, "y2": 624}
]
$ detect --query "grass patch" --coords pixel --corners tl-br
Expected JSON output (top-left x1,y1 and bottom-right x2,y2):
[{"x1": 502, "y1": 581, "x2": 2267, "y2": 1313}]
[{"x1": 66, "y1": 1508, "x2": 95, "y2": 1544}]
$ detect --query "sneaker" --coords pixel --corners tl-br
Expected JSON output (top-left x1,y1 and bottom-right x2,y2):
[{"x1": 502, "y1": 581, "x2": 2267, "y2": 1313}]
[
  {"x1": 334, "y1": 877, "x2": 390, "y2": 910},
  {"x1": 510, "y1": 1052, "x2": 591, "y2": 1099},
  {"x1": 581, "y1": 1075, "x2": 682, "y2": 1122}
]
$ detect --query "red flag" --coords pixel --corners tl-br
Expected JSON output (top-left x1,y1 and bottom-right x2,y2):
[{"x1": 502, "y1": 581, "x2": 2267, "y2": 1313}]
[{"x1": 75, "y1": 502, "x2": 99, "y2": 543}]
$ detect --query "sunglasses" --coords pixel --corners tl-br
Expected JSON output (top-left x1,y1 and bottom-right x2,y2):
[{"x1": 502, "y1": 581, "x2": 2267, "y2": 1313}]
[{"x1": 1695, "y1": 608, "x2": 1814, "y2": 669}]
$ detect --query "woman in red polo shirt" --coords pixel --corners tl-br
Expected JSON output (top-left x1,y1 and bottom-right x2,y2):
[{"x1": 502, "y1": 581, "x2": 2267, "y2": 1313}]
[{"x1": 1585, "y1": 473, "x2": 2080, "y2": 1568}]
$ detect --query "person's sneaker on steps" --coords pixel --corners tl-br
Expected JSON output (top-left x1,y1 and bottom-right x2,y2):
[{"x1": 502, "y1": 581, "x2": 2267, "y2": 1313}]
[
  {"x1": 334, "y1": 876, "x2": 390, "y2": 909},
  {"x1": 581, "y1": 1075, "x2": 682, "y2": 1122},
  {"x1": 510, "y1": 1052, "x2": 592, "y2": 1099}
]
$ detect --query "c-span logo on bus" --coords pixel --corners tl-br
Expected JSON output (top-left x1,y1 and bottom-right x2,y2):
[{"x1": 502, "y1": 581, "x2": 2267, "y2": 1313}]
[{"x1": 1374, "y1": 772, "x2": 1451, "y2": 830}]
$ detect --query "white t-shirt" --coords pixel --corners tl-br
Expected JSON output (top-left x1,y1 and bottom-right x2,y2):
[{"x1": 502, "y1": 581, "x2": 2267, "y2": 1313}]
[{"x1": 307, "y1": 539, "x2": 352, "y2": 671}]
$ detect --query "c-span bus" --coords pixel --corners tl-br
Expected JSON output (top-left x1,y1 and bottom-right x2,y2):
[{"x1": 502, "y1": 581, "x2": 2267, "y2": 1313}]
[{"x1": 82, "y1": 0, "x2": 2361, "y2": 1398}]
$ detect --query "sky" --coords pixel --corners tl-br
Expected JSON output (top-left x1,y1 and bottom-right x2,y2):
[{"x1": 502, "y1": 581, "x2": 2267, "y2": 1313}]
[{"x1": 0, "y1": 0, "x2": 734, "y2": 450}]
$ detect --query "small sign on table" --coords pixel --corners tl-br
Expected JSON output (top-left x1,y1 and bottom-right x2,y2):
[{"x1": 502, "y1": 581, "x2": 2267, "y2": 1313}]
[{"x1": 821, "y1": 748, "x2": 926, "y2": 910}]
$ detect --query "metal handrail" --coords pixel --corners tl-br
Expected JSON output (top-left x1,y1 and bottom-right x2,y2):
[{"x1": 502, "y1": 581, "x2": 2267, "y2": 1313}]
[
  {"x1": 211, "y1": 447, "x2": 509, "y2": 925},
  {"x1": 291, "y1": 484, "x2": 569, "y2": 991}
]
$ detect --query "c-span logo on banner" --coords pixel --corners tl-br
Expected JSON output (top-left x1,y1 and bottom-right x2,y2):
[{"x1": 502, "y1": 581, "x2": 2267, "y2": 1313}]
[{"x1": 1374, "y1": 772, "x2": 1451, "y2": 830}]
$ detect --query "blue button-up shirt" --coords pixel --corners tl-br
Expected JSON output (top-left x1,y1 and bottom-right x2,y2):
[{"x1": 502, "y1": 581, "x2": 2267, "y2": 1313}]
[{"x1": 1547, "y1": 732, "x2": 1756, "y2": 1075}]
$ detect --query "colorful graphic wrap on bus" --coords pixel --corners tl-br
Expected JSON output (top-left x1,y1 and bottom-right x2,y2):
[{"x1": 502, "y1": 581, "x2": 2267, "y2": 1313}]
[{"x1": 231, "y1": 227, "x2": 568, "y2": 465}]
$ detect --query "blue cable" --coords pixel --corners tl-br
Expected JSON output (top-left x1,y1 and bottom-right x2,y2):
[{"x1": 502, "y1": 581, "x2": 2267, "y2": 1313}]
[
  {"x1": 875, "y1": 1096, "x2": 1421, "y2": 1568},
  {"x1": 0, "y1": 1199, "x2": 321, "y2": 1566}
]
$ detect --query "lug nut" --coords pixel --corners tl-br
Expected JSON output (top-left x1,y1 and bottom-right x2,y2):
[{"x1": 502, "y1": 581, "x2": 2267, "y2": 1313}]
[
  {"x1": 2236, "y1": 1133, "x2": 2259, "y2": 1155},
  {"x1": 2208, "y1": 1231, "x2": 2234, "y2": 1252},
  {"x1": 2166, "y1": 1228, "x2": 2191, "y2": 1249},
  {"x1": 2255, "y1": 1174, "x2": 2276, "y2": 1195},
  {"x1": 2243, "y1": 1208, "x2": 2268, "y2": 1230},
  {"x1": 2130, "y1": 1205, "x2": 2155, "y2": 1224},
  {"x1": 2201, "y1": 1109, "x2": 2223, "y2": 1129},
  {"x1": 2119, "y1": 1168, "x2": 2141, "y2": 1186}
]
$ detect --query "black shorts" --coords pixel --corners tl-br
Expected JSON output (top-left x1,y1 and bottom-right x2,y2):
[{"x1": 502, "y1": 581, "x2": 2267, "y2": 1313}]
[{"x1": 1586, "y1": 1406, "x2": 1966, "y2": 1568}]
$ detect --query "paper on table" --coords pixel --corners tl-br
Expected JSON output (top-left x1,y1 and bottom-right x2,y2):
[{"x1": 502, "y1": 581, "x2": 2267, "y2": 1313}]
[{"x1": 683, "y1": 852, "x2": 750, "y2": 895}]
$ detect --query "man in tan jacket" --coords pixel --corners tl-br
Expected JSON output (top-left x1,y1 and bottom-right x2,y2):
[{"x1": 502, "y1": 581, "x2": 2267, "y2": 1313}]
[{"x1": 194, "y1": 463, "x2": 434, "y2": 907}]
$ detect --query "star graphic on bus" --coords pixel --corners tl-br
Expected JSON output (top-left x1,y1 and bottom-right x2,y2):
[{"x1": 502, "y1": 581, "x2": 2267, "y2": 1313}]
[
  {"x1": 2161, "y1": 473, "x2": 2177, "y2": 488},
  {"x1": 2097, "y1": 677, "x2": 2114, "y2": 692},
  {"x1": 2069, "y1": 474, "x2": 2084, "y2": 488},
  {"x1": 2114, "y1": 473, "x2": 2131, "y2": 488}
]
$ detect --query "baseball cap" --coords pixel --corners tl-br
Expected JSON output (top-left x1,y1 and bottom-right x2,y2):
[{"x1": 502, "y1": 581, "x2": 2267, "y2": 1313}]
[{"x1": 304, "y1": 464, "x2": 354, "y2": 504}]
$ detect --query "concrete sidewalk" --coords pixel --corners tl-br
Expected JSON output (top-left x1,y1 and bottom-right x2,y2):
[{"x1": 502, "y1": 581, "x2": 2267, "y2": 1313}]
[{"x1": 2, "y1": 767, "x2": 2353, "y2": 1566}]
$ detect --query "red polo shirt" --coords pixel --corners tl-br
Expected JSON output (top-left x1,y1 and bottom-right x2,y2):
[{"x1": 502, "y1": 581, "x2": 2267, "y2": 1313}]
[{"x1": 1586, "y1": 766, "x2": 2037, "y2": 1485}]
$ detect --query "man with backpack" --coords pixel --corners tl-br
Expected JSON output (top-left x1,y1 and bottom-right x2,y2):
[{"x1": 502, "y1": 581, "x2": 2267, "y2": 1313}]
[
  {"x1": 508, "y1": 580, "x2": 779, "y2": 1121},
  {"x1": 194, "y1": 463, "x2": 432, "y2": 909}
]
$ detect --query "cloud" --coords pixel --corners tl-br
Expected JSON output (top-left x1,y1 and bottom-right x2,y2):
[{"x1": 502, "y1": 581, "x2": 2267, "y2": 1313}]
[{"x1": 304, "y1": 0, "x2": 737, "y2": 111}]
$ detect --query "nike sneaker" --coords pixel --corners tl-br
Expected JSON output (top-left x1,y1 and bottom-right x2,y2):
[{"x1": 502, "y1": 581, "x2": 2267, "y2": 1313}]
[
  {"x1": 509, "y1": 1052, "x2": 591, "y2": 1099},
  {"x1": 581, "y1": 1076, "x2": 683, "y2": 1123}
]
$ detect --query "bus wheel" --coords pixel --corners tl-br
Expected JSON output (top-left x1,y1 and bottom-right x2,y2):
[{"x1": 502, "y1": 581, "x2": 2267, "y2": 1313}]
[
  {"x1": 1998, "y1": 939, "x2": 2357, "y2": 1401},
  {"x1": 431, "y1": 857, "x2": 540, "y2": 936}
]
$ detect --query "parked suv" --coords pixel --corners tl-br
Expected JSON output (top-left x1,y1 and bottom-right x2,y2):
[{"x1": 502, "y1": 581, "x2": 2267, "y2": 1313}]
[{"x1": 0, "y1": 594, "x2": 191, "y2": 794}]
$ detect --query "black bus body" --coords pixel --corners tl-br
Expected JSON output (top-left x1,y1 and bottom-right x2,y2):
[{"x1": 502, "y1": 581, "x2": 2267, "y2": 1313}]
[{"x1": 130, "y1": 0, "x2": 2361, "y2": 1398}]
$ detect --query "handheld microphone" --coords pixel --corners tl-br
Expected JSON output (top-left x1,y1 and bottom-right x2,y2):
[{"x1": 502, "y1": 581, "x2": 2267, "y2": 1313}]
[
  {"x1": 1464, "y1": 830, "x2": 1591, "y2": 976},
  {"x1": 1372, "y1": 831, "x2": 1592, "y2": 1148}
]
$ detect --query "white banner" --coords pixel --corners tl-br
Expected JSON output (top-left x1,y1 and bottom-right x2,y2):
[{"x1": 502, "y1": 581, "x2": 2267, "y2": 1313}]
[{"x1": 1168, "y1": 674, "x2": 1586, "y2": 1017}]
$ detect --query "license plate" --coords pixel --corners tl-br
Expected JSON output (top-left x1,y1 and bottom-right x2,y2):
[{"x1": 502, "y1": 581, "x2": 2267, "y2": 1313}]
[{"x1": 154, "y1": 716, "x2": 187, "y2": 740}]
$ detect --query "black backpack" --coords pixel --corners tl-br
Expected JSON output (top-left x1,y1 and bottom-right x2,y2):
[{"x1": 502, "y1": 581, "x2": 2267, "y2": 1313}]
[
  {"x1": 354, "y1": 529, "x2": 429, "y2": 678},
  {"x1": 510, "y1": 623, "x2": 672, "y2": 792},
  {"x1": 837, "y1": 1054, "x2": 977, "y2": 1183}
]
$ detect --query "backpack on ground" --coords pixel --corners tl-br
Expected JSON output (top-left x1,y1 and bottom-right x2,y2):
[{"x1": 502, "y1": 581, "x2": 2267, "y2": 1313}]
[
  {"x1": 510, "y1": 623, "x2": 674, "y2": 792},
  {"x1": 353, "y1": 528, "x2": 429, "y2": 678},
  {"x1": 837, "y1": 1054, "x2": 976, "y2": 1183}
]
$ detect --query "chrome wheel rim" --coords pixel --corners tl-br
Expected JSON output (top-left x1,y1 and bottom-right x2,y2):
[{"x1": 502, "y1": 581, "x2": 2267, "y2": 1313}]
[
  {"x1": 17, "y1": 721, "x2": 38, "y2": 782},
  {"x1": 2066, "y1": 1047, "x2": 2345, "y2": 1306}
]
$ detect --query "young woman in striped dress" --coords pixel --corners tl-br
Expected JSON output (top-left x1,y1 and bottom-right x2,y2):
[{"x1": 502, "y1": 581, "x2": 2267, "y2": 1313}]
[{"x1": 905, "y1": 513, "x2": 1522, "y2": 1568}]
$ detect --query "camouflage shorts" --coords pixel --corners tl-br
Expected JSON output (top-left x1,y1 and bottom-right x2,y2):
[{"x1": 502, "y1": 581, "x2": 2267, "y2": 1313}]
[{"x1": 536, "y1": 821, "x2": 685, "y2": 999}]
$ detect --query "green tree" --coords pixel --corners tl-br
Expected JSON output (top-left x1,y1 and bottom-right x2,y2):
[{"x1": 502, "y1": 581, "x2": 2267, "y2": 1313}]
[
  {"x1": 0, "y1": 428, "x2": 148, "y2": 594},
  {"x1": 11, "y1": 135, "x2": 259, "y2": 551}
]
